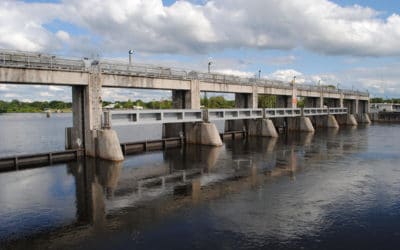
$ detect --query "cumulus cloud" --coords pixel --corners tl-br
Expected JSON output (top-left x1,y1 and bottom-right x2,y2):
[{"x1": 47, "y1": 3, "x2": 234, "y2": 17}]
[
  {"x1": 215, "y1": 69, "x2": 254, "y2": 78},
  {"x1": 268, "y1": 69, "x2": 304, "y2": 83},
  {"x1": 0, "y1": 1, "x2": 62, "y2": 52},
  {"x1": 0, "y1": 0, "x2": 399, "y2": 56}
]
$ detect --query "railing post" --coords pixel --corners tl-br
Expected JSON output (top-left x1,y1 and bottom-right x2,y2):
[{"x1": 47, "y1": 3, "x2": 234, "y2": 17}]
[
  {"x1": 102, "y1": 110, "x2": 111, "y2": 129},
  {"x1": 203, "y1": 109, "x2": 209, "y2": 122}
]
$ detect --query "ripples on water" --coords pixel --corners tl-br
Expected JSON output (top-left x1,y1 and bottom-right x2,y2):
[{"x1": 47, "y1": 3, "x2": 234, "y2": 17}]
[{"x1": 1, "y1": 124, "x2": 400, "y2": 249}]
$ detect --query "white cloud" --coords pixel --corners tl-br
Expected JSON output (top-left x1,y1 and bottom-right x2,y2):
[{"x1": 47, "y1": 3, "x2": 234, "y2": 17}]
[
  {"x1": 216, "y1": 69, "x2": 254, "y2": 78},
  {"x1": 1, "y1": 0, "x2": 400, "y2": 56},
  {"x1": 4, "y1": 93, "x2": 18, "y2": 98},
  {"x1": 269, "y1": 69, "x2": 304, "y2": 83},
  {"x1": 55, "y1": 30, "x2": 70, "y2": 42},
  {"x1": 49, "y1": 86, "x2": 65, "y2": 92},
  {"x1": 0, "y1": 1, "x2": 61, "y2": 52},
  {"x1": 39, "y1": 91, "x2": 53, "y2": 97},
  {"x1": 0, "y1": 84, "x2": 9, "y2": 91}
]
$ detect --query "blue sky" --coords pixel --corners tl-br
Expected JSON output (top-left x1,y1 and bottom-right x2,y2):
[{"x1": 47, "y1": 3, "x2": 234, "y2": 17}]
[{"x1": 1, "y1": 0, "x2": 400, "y2": 102}]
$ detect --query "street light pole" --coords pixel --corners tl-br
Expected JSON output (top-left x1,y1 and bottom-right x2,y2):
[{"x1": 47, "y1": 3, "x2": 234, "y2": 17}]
[
  {"x1": 258, "y1": 69, "x2": 261, "y2": 79},
  {"x1": 208, "y1": 61, "x2": 212, "y2": 73},
  {"x1": 128, "y1": 49, "x2": 134, "y2": 65}
]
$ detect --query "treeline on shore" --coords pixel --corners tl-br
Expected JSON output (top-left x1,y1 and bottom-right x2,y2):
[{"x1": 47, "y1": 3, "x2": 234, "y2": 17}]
[
  {"x1": 2, "y1": 96, "x2": 394, "y2": 113},
  {"x1": 0, "y1": 100, "x2": 72, "y2": 113},
  {"x1": 370, "y1": 98, "x2": 400, "y2": 103}
]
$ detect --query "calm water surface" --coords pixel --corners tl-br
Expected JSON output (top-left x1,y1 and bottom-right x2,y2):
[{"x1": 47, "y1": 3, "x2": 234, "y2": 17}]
[
  {"x1": 0, "y1": 113, "x2": 72, "y2": 157},
  {"x1": 1, "y1": 118, "x2": 400, "y2": 249}
]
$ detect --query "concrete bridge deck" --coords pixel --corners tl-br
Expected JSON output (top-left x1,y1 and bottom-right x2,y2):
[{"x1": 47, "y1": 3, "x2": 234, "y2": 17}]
[{"x1": 0, "y1": 49, "x2": 368, "y2": 101}]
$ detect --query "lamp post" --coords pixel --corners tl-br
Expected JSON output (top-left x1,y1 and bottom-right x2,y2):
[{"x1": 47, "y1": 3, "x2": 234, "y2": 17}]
[
  {"x1": 128, "y1": 49, "x2": 134, "y2": 65},
  {"x1": 258, "y1": 69, "x2": 261, "y2": 79},
  {"x1": 208, "y1": 61, "x2": 212, "y2": 73}
]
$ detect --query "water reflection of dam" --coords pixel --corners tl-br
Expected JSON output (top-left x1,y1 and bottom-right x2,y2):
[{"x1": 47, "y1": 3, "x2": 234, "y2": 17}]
[{"x1": 7, "y1": 127, "x2": 369, "y2": 248}]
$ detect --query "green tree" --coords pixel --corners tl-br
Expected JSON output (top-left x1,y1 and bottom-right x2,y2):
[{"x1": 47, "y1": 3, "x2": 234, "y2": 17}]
[{"x1": 258, "y1": 95, "x2": 276, "y2": 108}]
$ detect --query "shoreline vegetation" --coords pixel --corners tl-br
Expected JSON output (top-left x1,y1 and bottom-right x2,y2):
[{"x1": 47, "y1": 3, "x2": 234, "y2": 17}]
[
  {"x1": 1, "y1": 97, "x2": 398, "y2": 113},
  {"x1": 0, "y1": 96, "x2": 235, "y2": 113}
]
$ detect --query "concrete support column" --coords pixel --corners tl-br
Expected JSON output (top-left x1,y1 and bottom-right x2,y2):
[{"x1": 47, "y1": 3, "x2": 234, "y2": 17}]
[
  {"x1": 172, "y1": 81, "x2": 200, "y2": 109},
  {"x1": 287, "y1": 117, "x2": 314, "y2": 132},
  {"x1": 276, "y1": 95, "x2": 289, "y2": 108},
  {"x1": 188, "y1": 79, "x2": 201, "y2": 109},
  {"x1": 186, "y1": 122, "x2": 223, "y2": 146},
  {"x1": 314, "y1": 115, "x2": 338, "y2": 128},
  {"x1": 340, "y1": 92, "x2": 344, "y2": 108},
  {"x1": 166, "y1": 82, "x2": 201, "y2": 138},
  {"x1": 248, "y1": 119, "x2": 278, "y2": 138},
  {"x1": 84, "y1": 66, "x2": 104, "y2": 157},
  {"x1": 358, "y1": 113, "x2": 371, "y2": 124},
  {"x1": 320, "y1": 93, "x2": 324, "y2": 108},
  {"x1": 347, "y1": 114, "x2": 358, "y2": 126},
  {"x1": 232, "y1": 89, "x2": 257, "y2": 133},
  {"x1": 304, "y1": 97, "x2": 322, "y2": 108},
  {"x1": 235, "y1": 91, "x2": 257, "y2": 108},
  {"x1": 71, "y1": 65, "x2": 124, "y2": 161},
  {"x1": 315, "y1": 97, "x2": 323, "y2": 108},
  {"x1": 327, "y1": 115, "x2": 339, "y2": 128},
  {"x1": 70, "y1": 86, "x2": 85, "y2": 149},
  {"x1": 299, "y1": 117, "x2": 315, "y2": 132},
  {"x1": 355, "y1": 99, "x2": 359, "y2": 115}
]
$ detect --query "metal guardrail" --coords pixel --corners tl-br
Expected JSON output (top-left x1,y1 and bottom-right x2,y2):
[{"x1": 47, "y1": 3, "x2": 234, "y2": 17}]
[
  {"x1": 0, "y1": 49, "x2": 368, "y2": 97},
  {"x1": 206, "y1": 108, "x2": 263, "y2": 121},
  {"x1": 302, "y1": 107, "x2": 347, "y2": 116},
  {"x1": 264, "y1": 108, "x2": 301, "y2": 118},
  {"x1": 105, "y1": 109, "x2": 203, "y2": 126},
  {"x1": 103, "y1": 107, "x2": 348, "y2": 127},
  {"x1": 0, "y1": 49, "x2": 87, "y2": 71}
]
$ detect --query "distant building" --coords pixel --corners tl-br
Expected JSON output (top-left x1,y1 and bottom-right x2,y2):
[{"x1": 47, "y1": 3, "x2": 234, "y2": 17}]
[
  {"x1": 370, "y1": 103, "x2": 400, "y2": 113},
  {"x1": 133, "y1": 105, "x2": 143, "y2": 110}
]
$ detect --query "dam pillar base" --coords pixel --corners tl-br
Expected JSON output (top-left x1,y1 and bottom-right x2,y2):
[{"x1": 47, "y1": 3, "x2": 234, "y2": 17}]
[
  {"x1": 357, "y1": 113, "x2": 371, "y2": 124},
  {"x1": 299, "y1": 117, "x2": 315, "y2": 132},
  {"x1": 85, "y1": 129, "x2": 124, "y2": 161},
  {"x1": 327, "y1": 115, "x2": 339, "y2": 128},
  {"x1": 186, "y1": 122, "x2": 223, "y2": 146},
  {"x1": 96, "y1": 129, "x2": 124, "y2": 161},
  {"x1": 248, "y1": 119, "x2": 278, "y2": 137},
  {"x1": 347, "y1": 114, "x2": 358, "y2": 126}
]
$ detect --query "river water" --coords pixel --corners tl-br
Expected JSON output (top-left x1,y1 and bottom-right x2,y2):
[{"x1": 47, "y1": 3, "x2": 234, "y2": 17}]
[{"x1": 1, "y1": 114, "x2": 400, "y2": 249}]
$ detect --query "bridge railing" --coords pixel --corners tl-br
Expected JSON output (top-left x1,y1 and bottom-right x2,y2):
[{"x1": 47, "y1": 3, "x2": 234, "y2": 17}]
[
  {"x1": 100, "y1": 61, "x2": 189, "y2": 79},
  {"x1": 0, "y1": 49, "x2": 86, "y2": 71}
]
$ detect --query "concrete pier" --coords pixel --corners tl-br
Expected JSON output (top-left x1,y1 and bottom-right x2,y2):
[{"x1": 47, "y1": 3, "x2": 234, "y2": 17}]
[
  {"x1": 347, "y1": 114, "x2": 358, "y2": 126},
  {"x1": 357, "y1": 113, "x2": 371, "y2": 124},
  {"x1": 299, "y1": 117, "x2": 315, "y2": 132},
  {"x1": 327, "y1": 115, "x2": 339, "y2": 128},
  {"x1": 186, "y1": 122, "x2": 223, "y2": 146},
  {"x1": 248, "y1": 119, "x2": 278, "y2": 138},
  {"x1": 96, "y1": 129, "x2": 124, "y2": 161}
]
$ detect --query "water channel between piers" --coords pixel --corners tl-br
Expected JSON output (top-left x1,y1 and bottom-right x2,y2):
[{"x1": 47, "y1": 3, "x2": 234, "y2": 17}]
[{"x1": 1, "y1": 122, "x2": 400, "y2": 249}]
